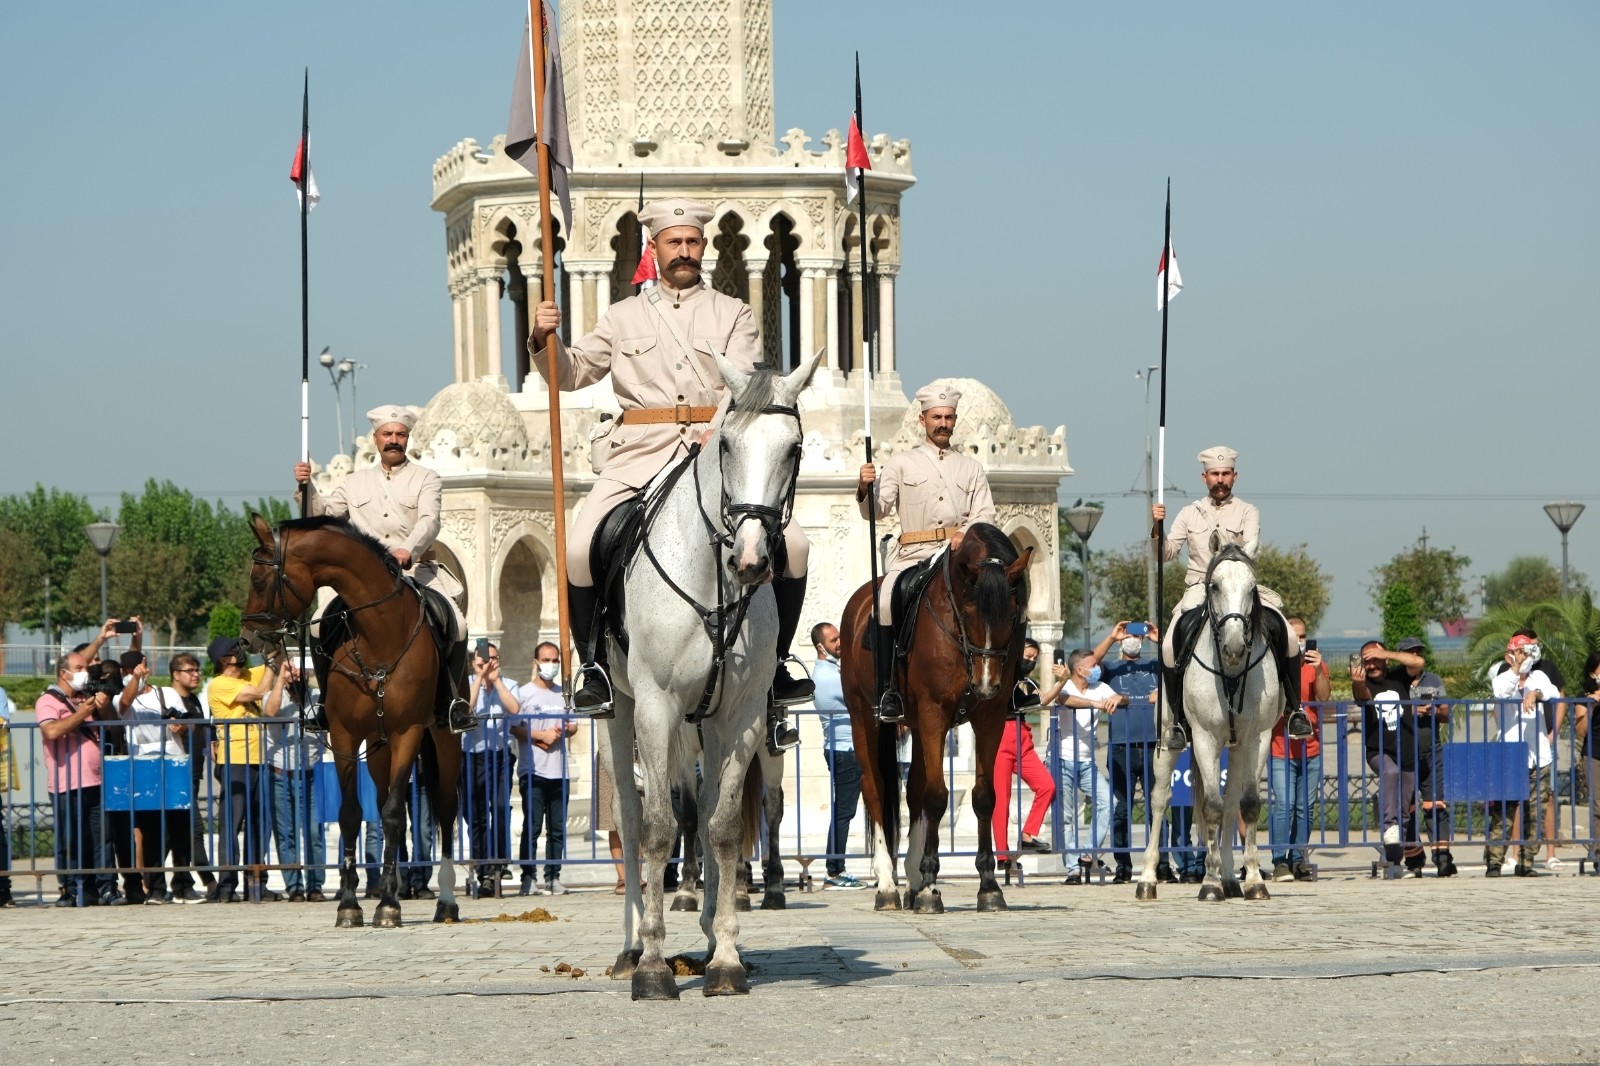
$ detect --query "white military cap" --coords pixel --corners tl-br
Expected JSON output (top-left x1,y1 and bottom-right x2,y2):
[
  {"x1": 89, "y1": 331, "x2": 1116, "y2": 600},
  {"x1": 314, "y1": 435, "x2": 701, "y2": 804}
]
[
  {"x1": 1197, "y1": 445, "x2": 1239, "y2": 471},
  {"x1": 914, "y1": 383, "x2": 962, "y2": 413},
  {"x1": 367, "y1": 404, "x2": 418, "y2": 432},
  {"x1": 637, "y1": 197, "x2": 716, "y2": 235}
]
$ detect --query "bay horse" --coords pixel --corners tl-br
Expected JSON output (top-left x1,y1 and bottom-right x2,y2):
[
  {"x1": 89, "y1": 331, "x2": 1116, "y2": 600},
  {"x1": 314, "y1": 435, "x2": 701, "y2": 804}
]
[
  {"x1": 840, "y1": 523, "x2": 1032, "y2": 913},
  {"x1": 1135, "y1": 544, "x2": 1281, "y2": 902},
  {"x1": 241, "y1": 513, "x2": 463, "y2": 926},
  {"x1": 601, "y1": 354, "x2": 819, "y2": 1000}
]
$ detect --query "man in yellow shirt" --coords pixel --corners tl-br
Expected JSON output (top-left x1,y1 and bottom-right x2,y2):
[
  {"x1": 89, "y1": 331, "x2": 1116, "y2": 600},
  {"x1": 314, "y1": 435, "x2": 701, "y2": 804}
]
[{"x1": 206, "y1": 637, "x2": 279, "y2": 902}]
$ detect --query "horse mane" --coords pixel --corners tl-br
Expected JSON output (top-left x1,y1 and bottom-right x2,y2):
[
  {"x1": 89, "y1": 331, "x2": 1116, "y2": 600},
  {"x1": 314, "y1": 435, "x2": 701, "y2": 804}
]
[
  {"x1": 278, "y1": 514, "x2": 394, "y2": 569},
  {"x1": 724, "y1": 363, "x2": 780, "y2": 431},
  {"x1": 961, "y1": 522, "x2": 1023, "y2": 629}
]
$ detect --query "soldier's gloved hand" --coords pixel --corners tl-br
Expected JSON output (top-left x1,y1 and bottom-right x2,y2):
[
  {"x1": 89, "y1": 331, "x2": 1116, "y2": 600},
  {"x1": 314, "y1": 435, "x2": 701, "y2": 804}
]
[
  {"x1": 390, "y1": 548, "x2": 413, "y2": 569},
  {"x1": 531, "y1": 300, "x2": 561, "y2": 346}
]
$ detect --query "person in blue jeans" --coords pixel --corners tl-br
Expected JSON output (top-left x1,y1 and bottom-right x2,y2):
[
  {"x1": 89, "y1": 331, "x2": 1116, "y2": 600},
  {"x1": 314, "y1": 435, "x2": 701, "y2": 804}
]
[
  {"x1": 812, "y1": 623, "x2": 864, "y2": 888},
  {"x1": 1268, "y1": 618, "x2": 1329, "y2": 881},
  {"x1": 461, "y1": 644, "x2": 517, "y2": 895},
  {"x1": 264, "y1": 662, "x2": 327, "y2": 901},
  {"x1": 1055, "y1": 649, "x2": 1114, "y2": 883},
  {"x1": 512, "y1": 642, "x2": 576, "y2": 895}
]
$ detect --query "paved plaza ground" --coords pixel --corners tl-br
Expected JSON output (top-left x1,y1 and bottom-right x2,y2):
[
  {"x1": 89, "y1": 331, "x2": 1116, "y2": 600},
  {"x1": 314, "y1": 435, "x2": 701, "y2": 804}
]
[{"x1": 3, "y1": 856, "x2": 1597, "y2": 1065}]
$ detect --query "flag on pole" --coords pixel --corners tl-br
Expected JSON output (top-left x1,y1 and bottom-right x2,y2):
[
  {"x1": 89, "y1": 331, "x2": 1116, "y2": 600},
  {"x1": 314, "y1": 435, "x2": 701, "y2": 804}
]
[
  {"x1": 290, "y1": 138, "x2": 319, "y2": 210},
  {"x1": 1157, "y1": 240, "x2": 1182, "y2": 309},
  {"x1": 506, "y1": 2, "x2": 573, "y2": 230},
  {"x1": 845, "y1": 115, "x2": 871, "y2": 204}
]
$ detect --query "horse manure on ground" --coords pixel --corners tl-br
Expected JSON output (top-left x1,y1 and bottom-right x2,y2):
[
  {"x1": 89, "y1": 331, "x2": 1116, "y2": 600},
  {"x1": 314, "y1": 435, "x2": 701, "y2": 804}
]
[
  {"x1": 485, "y1": 908, "x2": 556, "y2": 923},
  {"x1": 669, "y1": 954, "x2": 707, "y2": 976},
  {"x1": 554, "y1": 962, "x2": 572, "y2": 973}
]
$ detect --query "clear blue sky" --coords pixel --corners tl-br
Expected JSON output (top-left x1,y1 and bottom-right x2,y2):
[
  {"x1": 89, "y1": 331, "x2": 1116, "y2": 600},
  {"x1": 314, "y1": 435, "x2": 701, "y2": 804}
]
[{"x1": 2, "y1": 2, "x2": 1594, "y2": 633}]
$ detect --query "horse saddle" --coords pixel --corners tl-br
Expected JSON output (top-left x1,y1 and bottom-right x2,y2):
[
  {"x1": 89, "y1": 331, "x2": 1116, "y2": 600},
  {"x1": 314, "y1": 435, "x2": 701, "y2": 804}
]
[
  {"x1": 404, "y1": 578, "x2": 461, "y2": 654},
  {"x1": 1169, "y1": 604, "x2": 1206, "y2": 676},
  {"x1": 590, "y1": 492, "x2": 650, "y2": 655},
  {"x1": 862, "y1": 555, "x2": 940, "y2": 664}
]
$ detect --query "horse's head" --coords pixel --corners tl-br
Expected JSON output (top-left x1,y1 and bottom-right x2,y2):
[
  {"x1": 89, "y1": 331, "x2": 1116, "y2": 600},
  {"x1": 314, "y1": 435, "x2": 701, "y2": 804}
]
[
  {"x1": 241, "y1": 512, "x2": 313, "y2": 658},
  {"x1": 1204, "y1": 543, "x2": 1259, "y2": 671},
  {"x1": 950, "y1": 524, "x2": 1034, "y2": 698},
  {"x1": 711, "y1": 351, "x2": 820, "y2": 586}
]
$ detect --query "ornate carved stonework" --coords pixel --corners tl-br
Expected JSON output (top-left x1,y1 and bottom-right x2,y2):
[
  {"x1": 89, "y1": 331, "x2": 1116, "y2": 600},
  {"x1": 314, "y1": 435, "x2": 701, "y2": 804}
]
[
  {"x1": 439, "y1": 510, "x2": 478, "y2": 563},
  {"x1": 490, "y1": 508, "x2": 556, "y2": 558}
]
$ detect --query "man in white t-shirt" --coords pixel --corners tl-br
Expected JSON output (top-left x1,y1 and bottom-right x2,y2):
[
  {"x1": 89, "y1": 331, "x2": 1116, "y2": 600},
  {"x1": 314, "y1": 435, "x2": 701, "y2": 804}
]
[
  {"x1": 512, "y1": 642, "x2": 577, "y2": 896},
  {"x1": 1486, "y1": 634, "x2": 1560, "y2": 877},
  {"x1": 262, "y1": 658, "x2": 328, "y2": 902},
  {"x1": 1053, "y1": 648, "x2": 1116, "y2": 884},
  {"x1": 120, "y1": 652, "x2": 208, "y2": 901}
]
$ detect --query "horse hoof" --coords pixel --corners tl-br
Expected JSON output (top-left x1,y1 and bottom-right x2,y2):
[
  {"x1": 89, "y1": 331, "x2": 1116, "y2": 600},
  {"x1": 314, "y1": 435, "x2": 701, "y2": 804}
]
[
  {"x1": 702, "y1": 962, "x2": 750, "y2": 997},
  {"x1": 1197, "y1": 884, "x2": 1225, "y2": 902},
  {"x1": 976, "y1": 890, "x2": 1007, "y2": 913},
  {"x1": 335, "y1": 907, "x2": 364, "y2": 928},
  {"x1": 631, "y1": 966, "x2": 680, "y2": 1002},
  {"x1": 669, "y1": 893, "x2": 700, "y2": 913},
  {"x1": 760, "y1": 892, "x2": 786, "y2": 911},
  {"x1": 432, "y1": 901, "x2": 459, "y2": 923},
  {"x1": 734, "y1": 894, "x2": 751, "y2": 912},
  {"x1": 611, "y1": 949, "x2": 642, "y2": 981},
  {"x1": 1243, "y1": 882, "x2": 1271, "y2": 901},
  {"x1": 1223, "y1": 880, "x2": 1243, "y2": 899},
  {"x1": 913, "y1": 889, "x2": 944, "y2": 915},
  {"x1": 1135, "y1": 882, "x2": 1159, "y2": 902},
  {"x1": 874, "y1": 890, "x2": 902, "y2": 911},
  {"x1": 372, "y1": 903, "x2": 403, "y2": 928}
]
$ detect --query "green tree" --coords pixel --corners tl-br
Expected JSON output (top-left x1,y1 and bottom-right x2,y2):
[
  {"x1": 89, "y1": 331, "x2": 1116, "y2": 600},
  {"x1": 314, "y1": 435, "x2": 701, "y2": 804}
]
[
  {"x1": 1380, "y1": 580, "x2": 1431, "y2": 661},
  {"x1": 0, "y1": 527, "x2": 48, "y2": 635},
  {"x1": 110, "y1": 540, "x2": 200, "y2": 646},
  {"x1": 1484, "y1": 555, "x2": 1588, "y2": 609},
  {"x1": 1371, "y1": 532, "x2": 1472, "y2": 628},
  {"x1": 208, "y1": 601, "x2": 242, "y2": 641},
  {"x1": 1466, "y1": 594, "x2": 1600, "y2": 697},
  {"x1": 0, "y1": 485, "x2": 99, "y2": 630},
  {"x1": 1094, "y1": 541, "x2": 1184, "y2": 631},
  {"x1": 1256, "y1": 543, "x2": 1333, "y2": 633}
]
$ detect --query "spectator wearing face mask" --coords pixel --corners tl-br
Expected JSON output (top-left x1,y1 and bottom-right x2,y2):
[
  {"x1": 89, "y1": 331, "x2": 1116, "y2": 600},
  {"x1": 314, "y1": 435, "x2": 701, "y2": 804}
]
[
  {"x1": 1090, "y1": 621, "x2": 1172, "y2": 885},
  {"x1": 1055, "y1": 648, "x2": 1116, "y2": 884},
  {"x1": 1485, "y1": 634, "x2": 1561, "y2": 877},
  {"x1": 512, "y1": 642, "x2": 575, "y2": 896},
  {"x1": 1266, "y1": 619, "x2": 1331, "y2": 882},
  {"x1": 993, "y1": 639, "x2": 1060, "y2": 870},
  {"x1": 36, "y1": 651, "x2": 120, "y2": 906}
]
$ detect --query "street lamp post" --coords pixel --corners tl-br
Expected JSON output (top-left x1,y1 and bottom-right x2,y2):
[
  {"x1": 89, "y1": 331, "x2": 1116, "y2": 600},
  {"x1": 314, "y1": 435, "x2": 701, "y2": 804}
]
[
  {"x1": 1543, "y1": 501, "x2": 1585, "y2": 599},
  {"x1": 1064, "y1": 503, "x2": 1104, "y2": 647},
  {"x1": 318, "y1": 348, "x2": 347, "y2": 458},
  {"x1": 84, "y1": 521, "x2": 121, "y2": 622}
]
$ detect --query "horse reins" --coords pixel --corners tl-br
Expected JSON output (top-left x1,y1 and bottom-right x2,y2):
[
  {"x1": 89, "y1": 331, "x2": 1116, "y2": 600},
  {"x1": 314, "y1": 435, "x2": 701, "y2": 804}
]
[
  {"x1": 1187, "y1": 558, "x2": 1270, "y2": 743},
  {"x1": 918, "y1": 548, "x2": 1020, "y2": 721}
]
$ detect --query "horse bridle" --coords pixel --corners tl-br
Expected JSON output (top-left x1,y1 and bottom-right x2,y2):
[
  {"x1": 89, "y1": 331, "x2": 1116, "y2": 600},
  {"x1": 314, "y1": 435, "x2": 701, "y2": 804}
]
[
  {"x1": 639, "y1": 401, "x2": 802, "y2": 722},
  {"x1": 1189, "y1": 561, "x2": 1270, "y2": 739},
  {"x1": 919, "y1": 548, "x2": 1020, "y2": 719},
  {"x1": 243, "y1": 523, "x2": 424, "y2": 750}
]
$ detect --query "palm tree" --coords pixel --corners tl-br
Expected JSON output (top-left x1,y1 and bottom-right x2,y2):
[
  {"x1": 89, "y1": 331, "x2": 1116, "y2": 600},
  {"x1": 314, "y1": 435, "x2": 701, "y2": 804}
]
[{"x1": 1466, "y1": 592, "x2": 1600, "y2": 695}]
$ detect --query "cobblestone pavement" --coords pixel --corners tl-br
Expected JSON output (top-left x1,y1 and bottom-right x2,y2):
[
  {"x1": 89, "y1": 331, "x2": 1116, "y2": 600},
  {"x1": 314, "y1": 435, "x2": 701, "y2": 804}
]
[{"x1": 3, "y1": 863, "x2": 1598, "y2": 1064}]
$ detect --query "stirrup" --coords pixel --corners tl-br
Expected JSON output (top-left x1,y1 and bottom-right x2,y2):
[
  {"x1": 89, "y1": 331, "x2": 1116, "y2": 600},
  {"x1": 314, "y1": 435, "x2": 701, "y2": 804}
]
[
  {"x1": 1285, "y1": 708, "x2": 1314, "y2": 740},
  {"x1": 300, "y1": 703, "x2": 330, "y2": 734},
  {"x1": 875, "y1": 689, "x2": 905, "y2": 724},
  {"x1": 767, "y1": 715, "x2": 800, "y2": 756},
  {"x1": 445, "y1": 698, "x2": 477, "y2": 735},
  {"x1": 769, "y1": 656, "x2": 814, "y2": 707},
  {"x1": 1160, "y1": 721, "x2": 1189, "y2": 751},
  {"x1": 1010, "y1": 679, "x2": 1041, "y2": 718},
  {"x1": 571, "y1": 663, "x2": 615, "y2": 719}
]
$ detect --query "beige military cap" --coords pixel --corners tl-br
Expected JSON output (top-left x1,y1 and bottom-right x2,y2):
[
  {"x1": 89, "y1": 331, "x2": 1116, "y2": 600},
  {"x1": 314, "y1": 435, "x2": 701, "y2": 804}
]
[
  {"x1": 914, "y1": 383, "x2": 962, "y2": 413},
  {"x1": 1197, "y1": 445, "x2": 1239, "y2": 471},
  {"x1": 637, "y1": 197, "x2": 716, "y2": 235},
  {"x1": 367, "y1": 404, "x2": 418, "y2": 432}
]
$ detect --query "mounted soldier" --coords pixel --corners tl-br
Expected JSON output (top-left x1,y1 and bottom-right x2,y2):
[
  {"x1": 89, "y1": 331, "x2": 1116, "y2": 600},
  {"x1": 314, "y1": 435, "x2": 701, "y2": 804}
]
[
  {"x1": 1150, "y1": 445, "x2": 1310, "y2": 750},
  {"x1": 292, "y1": 405, "x2": 474, "y2": 734},
  {"x1": 529, "y1": 197, "x2": 813, "y2": 751},
  {"x1": 856, "y1": 383, "x2": 997, "y2": 722}
]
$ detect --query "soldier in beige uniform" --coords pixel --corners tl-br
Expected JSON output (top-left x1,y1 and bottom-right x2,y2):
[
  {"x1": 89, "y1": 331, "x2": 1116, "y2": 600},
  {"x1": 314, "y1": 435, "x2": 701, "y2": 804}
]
[
  {"x1": 293, "y1": 405, "x2": 474, "y2": 733},
  {"x1": 856, "y1": 384, "x2": 996, "y2": 721},
  {"x1": 1150, "y1": 445, "x2": 1309, "y2": 749},
  {"x1": 531, "y1": 198, "x2": 812, "y2": 741}
]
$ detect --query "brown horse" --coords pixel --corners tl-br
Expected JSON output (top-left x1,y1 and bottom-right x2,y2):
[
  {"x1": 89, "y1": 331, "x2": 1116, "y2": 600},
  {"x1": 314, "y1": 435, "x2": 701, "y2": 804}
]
[
  {"x1": 840, "y1": 522, "x2": 1032, "y2": 913},
  {"x1": 241, "y1": 513, "x2": 463, "y2": 927}
]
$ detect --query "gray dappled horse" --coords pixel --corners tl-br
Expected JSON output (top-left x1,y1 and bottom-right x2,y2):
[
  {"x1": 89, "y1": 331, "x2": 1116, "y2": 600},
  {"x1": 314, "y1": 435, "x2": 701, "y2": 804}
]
[
  {"x1": 600, "y1": 354, "x2": 818, "y2": 1000},
  {"x1": 1137, "y1": 544, "x2": 1281, "y2": 902}
]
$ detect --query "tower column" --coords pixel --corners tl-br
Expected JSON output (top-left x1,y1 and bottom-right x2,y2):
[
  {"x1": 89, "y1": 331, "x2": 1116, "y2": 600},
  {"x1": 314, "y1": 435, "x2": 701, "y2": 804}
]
[
  {"x1": 798, "y1": 267, "x2": 816, "y2": 367},
  {"x1": 479, "y1": 268, "x2": 504, "y2": 381},
  {"x1": 824, "y1": 265, "x2": 840, "y2": 372},
  {"x1": 451, "y1": 279, "x2": 466, "y2": 383},
  {"x1": 878, "y1": 269, "x2": 897, "y2": 373}
]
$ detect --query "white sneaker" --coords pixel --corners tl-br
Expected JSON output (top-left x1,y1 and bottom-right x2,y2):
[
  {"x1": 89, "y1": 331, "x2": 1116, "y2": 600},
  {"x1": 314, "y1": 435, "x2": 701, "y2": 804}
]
[
  {"x1": 545, "y1": 878, "x2": 569, "y2": 895},
  {"x1": 1382, "y1": 825, "x2": 1401, "y2": 847}
]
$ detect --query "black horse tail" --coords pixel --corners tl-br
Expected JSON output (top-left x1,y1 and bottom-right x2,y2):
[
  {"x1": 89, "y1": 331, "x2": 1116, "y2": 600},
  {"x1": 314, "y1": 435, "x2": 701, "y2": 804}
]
[
  {"x1": 875, "y1": 721, "x2": 900, "y2": 855},
  {"x1": 418, "y1": 726, "x2": 440, "y2": 815}
]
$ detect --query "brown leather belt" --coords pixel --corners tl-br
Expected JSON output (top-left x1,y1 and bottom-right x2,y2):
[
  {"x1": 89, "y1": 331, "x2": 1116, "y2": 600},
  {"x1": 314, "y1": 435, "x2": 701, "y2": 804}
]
[
  {"x1": 899, "y1": 526, "x2": 953, "y2": 546},
  {"x1": 618, "y1": 404, "x2": 718, "y2": 426}
]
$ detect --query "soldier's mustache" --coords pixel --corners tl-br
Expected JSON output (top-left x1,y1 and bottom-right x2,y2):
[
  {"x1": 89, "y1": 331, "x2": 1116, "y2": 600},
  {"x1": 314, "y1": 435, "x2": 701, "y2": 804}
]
[
  {"x1": 669, "y1": 257, "x2": 699, "y2": 271},
  {"x1": 383, "y1": 443, "x2": 404, "y2": 452}
]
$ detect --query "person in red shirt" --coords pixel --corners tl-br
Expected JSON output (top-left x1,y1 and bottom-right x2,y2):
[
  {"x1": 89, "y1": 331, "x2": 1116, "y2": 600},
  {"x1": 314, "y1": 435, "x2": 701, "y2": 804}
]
[{"x1": 1267, "y1": 618, "x2": 1330, "y2": 881}]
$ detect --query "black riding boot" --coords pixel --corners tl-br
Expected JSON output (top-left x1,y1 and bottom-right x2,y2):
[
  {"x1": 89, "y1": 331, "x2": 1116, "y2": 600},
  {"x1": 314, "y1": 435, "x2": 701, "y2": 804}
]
[
  {"x1": 1160, "y1": 662, "x2": 1189, "y2": 750},
  {"x1": 874, "y1": 623, "x2": 905, "y2": 723},
  {"x1": 567, "y1": 583, "x2": 614, "y2": 718},
  {"x1": 766, "y1": 576, "x2": 809, "y2": 754},
  {"x1": 440, "y1": 638, "x2": 477, "y2": 734},
  {"x1": 300, "y1": 700, "x2": 330, "y2": 734},
  {"x1": 1281, "y1": 649, "x2": 1312, "y2": 739}
]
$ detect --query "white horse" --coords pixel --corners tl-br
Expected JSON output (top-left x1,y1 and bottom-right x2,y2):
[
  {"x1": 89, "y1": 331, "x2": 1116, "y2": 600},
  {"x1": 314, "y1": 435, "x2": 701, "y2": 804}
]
[
  {"x1": 1137, "y1": 544, "x2": 1282, "y2": 902},
  {"x1": 600, "y1": 354, "x2": 818, "y2": 1000}
]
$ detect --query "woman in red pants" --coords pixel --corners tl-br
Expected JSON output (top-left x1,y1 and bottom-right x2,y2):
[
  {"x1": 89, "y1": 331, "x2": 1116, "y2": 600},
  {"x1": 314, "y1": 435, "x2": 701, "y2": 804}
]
[{"x1": 993, "y1": 641, "x2": 1061, "y2": 859}]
